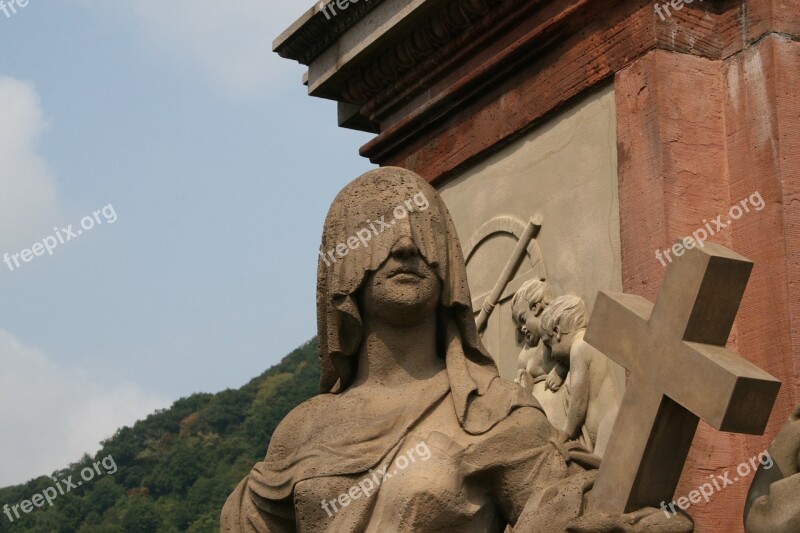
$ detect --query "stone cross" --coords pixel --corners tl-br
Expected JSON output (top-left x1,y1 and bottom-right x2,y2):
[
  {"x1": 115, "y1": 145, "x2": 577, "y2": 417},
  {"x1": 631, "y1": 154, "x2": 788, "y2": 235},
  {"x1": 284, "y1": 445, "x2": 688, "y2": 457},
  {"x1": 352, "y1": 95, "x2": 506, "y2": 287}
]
[{"x1": 584, "y1": 241, "x2": 781, "y2": 514}]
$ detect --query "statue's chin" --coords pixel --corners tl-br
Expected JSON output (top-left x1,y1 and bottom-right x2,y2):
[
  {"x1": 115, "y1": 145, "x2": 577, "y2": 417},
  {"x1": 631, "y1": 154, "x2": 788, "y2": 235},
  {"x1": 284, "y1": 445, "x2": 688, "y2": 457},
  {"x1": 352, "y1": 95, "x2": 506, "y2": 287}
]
[
  {"x1": 362, "y1": 272, "x2": 441, "y2": 326},
  {"x1": 374, "y1": 297, "x2": 438, "y2": 326}
]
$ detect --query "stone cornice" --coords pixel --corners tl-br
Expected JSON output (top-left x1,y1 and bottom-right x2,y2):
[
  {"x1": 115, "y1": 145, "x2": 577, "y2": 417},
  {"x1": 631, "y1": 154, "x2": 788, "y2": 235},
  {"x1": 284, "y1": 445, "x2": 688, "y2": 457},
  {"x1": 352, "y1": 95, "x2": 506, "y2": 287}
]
[
  {"x1": 275, "y1": 0, "x2": 800, "y2": 183},
  {"x1": 338, "y1": 0, "x2": 530, "y2": 105},
  {"x1": 273, "y1": 0, "x2": 388, "y2": 65}
]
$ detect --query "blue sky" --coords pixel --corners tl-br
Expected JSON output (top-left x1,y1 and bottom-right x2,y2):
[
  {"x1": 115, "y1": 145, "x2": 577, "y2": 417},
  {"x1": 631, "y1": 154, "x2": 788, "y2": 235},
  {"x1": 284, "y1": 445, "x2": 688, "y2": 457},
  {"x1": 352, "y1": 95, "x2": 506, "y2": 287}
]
[{"x1": 0, "y1": 0, "x2": 375, "y2": 486}]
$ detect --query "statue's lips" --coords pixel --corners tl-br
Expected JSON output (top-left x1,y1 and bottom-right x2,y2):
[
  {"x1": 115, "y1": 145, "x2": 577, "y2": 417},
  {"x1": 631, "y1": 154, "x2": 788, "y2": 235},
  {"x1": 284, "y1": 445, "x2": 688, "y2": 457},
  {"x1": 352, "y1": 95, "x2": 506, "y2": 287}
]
[{"x1": 388, "y1": 270, "x2": 423, "y2": 281}]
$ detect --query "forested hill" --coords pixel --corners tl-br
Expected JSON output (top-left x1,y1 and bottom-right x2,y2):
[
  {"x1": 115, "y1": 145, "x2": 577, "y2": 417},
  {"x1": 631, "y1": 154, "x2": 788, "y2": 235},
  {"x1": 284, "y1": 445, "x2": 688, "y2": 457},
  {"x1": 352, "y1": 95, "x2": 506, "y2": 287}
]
[{"x1": 0, "y1": 338, "x2": 320, "y2": 532}]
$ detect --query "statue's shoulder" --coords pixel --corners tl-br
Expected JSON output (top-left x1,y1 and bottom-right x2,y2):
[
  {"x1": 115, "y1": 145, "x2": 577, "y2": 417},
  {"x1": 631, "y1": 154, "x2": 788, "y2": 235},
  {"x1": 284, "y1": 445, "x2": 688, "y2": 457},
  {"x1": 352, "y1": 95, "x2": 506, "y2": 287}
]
[
  {"x1": 467, "y1": 377, "x2": 552, "y2": 442},
  {"x1": 267, "y1": 393, "x2": 336, "y2": 457}
]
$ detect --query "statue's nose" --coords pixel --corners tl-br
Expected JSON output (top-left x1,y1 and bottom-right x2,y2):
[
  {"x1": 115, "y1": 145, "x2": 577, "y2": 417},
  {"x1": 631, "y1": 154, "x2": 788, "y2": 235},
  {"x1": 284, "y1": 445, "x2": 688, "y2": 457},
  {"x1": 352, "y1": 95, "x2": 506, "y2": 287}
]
[{"x1": 391, "y1": 236, "x2": 419, "y2": 260}]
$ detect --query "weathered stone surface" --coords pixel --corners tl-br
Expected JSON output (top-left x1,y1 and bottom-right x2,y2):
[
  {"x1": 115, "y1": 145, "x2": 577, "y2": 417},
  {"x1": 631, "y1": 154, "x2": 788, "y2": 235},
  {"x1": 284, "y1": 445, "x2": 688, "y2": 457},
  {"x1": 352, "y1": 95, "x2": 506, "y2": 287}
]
[
  {"x1": 438, "y1": 86, "x2": 623, "y2": 379},
  {"x1": 220, "y1": 168, "x2": 691, "y2": 532},
  {"x1": 745, "y1": 404, "x2": 800, "y2": 532},
  {"x1": 277, "y1": 0, "x2": 798, "y2": 184},
  {"x1": 511, "y1": 279, "x2": 569, "y2": 428},
  {"x1": 540, "y1": 294, "x2": 621, "y2": 459},
  {"x1": 614, "y1": 35, "x2": 800, "y2": 531},
  {"x1": 273, "y1": 2, "x2": 800, "y2": 531},
  {"x1": 220, "y1": 167, "x2": 578, "y2": 531},
  {"x1": 584, "y1": 242, "x2": 780, "y2": 513},
  {"x1": 744, "y1": 0, "x2": 800, "y2": 44}
]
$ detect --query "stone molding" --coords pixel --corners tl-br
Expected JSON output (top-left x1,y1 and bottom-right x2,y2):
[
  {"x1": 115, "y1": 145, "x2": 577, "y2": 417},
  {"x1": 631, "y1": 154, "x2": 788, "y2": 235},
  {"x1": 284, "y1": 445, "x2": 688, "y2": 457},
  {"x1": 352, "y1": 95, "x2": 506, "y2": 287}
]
[
  {"x1": 276, "y1": 0, "x2": 800, "y2": 184},
  {"x1": 273, "y1": 0, "x2": 388, "y2": 66}
]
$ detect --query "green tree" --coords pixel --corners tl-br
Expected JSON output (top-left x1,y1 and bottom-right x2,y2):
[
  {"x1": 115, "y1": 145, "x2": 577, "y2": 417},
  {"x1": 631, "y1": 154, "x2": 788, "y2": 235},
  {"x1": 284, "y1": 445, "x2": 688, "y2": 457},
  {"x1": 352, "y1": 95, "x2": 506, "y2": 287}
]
[
  {"x1": 122, "y1": 497, "x2": 161, "y2": 533},
  {"x1": 0, "y1": 338, "x2": 320, "y2": 533}
]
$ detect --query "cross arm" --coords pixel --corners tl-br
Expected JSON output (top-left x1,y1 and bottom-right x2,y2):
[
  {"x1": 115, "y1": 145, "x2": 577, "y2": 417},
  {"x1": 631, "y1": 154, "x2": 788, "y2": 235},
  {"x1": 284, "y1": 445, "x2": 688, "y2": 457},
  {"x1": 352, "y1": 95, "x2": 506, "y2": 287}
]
[
  {"x1": 665, "y1": 342, "x2": 781, "y2": 434},
  {"x1": 585, "y1": 291, "x2": 652, "y2": 372}
]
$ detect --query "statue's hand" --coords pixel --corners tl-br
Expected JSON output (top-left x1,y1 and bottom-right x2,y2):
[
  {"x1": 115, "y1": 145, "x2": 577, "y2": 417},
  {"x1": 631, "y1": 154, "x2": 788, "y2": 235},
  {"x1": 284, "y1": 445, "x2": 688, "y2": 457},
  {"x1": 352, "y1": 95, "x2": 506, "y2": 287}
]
[
  {"x1": 515, "y1": 470, "x2": 694, "y2": 533},
  {"x1": 517, "y1": 369, "x2": 537, "y2": 393},
  {"x1": 567, "y1": 507, "x2": 693, "y2": 533},
  {"x1": 545, "y1": 368, "x2": 564, "y2": 391}
]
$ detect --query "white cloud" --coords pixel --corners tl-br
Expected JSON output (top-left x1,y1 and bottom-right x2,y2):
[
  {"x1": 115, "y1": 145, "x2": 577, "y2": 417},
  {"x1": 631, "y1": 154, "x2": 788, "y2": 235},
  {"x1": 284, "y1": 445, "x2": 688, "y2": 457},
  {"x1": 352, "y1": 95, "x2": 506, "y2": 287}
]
[
  {"x1": 0, "y1": 330, "x2": 169, "y2": 487},
  {"x1": 0, "y1": 77, "x2": 61, "y2": 253},
  {"x1": 78, "y1": 0, "x2": 308, "y2": 97}
]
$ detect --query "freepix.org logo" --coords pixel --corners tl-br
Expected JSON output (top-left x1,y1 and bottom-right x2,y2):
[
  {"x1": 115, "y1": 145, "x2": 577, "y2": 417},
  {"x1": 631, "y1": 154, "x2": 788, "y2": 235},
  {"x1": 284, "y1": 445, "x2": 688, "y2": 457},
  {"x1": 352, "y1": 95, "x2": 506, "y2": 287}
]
[
  {"x1": 319, "y1": 191, "x2": 430, "y2": 268},
  {"x1": 3, "y1": 204, "x2": 118, "y2": 273},
  {"x1": 320, "y1": 442, "x2": 431, "y2": 518},
  {"x1": 654, "y1": 191, "x2": 765, "y2": 268},
  {"x1": 0, "y1": 0, "x2": 30, "y2": 19},
  {"x1": 319, "y1": 0, "x2": 371, "y2": 21},
  {"x1": 3, "y1": 455, "x2": 118, "y2": 523}
]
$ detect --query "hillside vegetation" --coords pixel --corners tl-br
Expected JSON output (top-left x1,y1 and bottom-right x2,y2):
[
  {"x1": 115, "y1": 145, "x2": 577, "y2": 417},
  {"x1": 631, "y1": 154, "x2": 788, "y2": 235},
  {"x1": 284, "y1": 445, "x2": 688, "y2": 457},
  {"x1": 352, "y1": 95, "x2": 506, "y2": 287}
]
[{"x1": 0, "y1": 338, "x2": 320, "y2": 532}]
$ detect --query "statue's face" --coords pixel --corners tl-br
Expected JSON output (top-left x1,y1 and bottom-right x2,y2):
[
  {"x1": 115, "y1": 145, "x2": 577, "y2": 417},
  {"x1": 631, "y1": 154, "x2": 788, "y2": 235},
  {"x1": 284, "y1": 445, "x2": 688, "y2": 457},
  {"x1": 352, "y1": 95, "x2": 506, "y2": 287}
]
[
  {"x1": 360, "y1": 236, "x2": 441, "y2": 327},
  {"x1": 541, "y1": 326, "x2": 572, "y2": 359},
  {"x1": 512, "y1": 298, "x2": 543, "y2": 347}
]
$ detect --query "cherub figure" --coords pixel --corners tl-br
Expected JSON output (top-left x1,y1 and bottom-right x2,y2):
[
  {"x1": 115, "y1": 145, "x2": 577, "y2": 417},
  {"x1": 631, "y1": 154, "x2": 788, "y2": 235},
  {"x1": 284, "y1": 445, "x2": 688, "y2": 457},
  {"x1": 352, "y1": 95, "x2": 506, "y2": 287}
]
[
  {"x1": 511, "y1": 280, "x2": 567, "y2": 394},
  {"x1": 538, "y1": 294, "x2": 619, "y2": 457}
]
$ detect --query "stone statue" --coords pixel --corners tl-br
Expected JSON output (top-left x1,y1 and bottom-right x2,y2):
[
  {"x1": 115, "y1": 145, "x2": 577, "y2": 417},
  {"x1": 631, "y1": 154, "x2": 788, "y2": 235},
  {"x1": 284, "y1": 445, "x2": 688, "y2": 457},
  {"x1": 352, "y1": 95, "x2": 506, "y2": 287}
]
[
  {"x1": 220, "y1": 167, "x2": 692, "y2": 532},
  {"x1": 538, "y1": 295, "x2": 619, "y2": 458},
  {"x1": 511, "y1": 280, "x2": 569, "y2": 430},
  {"x1": 511, "y1": 280, "x2": 566, "y2": 393},
  {"x1": 745, "y1": 404, "x2": 800, "y2": 532}
]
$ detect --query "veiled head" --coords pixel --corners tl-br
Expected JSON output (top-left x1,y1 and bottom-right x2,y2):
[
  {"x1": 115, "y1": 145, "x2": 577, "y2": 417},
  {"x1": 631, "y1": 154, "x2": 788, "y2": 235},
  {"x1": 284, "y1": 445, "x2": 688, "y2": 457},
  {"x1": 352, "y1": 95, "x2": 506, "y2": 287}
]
[{"x1": 316, "y1": 167, "x2": 488, "y2": 393}]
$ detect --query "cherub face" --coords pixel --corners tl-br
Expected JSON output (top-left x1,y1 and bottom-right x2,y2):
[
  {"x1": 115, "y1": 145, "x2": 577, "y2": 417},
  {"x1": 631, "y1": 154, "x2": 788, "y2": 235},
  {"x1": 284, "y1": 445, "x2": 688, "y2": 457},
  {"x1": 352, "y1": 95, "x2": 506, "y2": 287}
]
[
  {"x1": 540, "y1": 326, "x2": 571, "y2": 359},
  {"x1": 512, "y1": 298, "x2": 545, "y2": 347}
]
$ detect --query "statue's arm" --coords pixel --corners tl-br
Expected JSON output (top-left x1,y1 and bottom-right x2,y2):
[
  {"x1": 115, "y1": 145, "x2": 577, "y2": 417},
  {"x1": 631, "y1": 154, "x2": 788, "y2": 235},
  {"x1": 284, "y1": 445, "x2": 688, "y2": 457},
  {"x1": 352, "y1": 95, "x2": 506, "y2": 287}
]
[
  {"x1": 544, "y1": 364, "x2": 566, "y2": 391},
  {"x1": 220, "y1": 403, "x2": 313, "y2": 533},
  {"x1": 563, "y1": 348, "x2": 590, "y2": 439},
  {"x1": 466, "y1": 406, "x2": 569, "y2": 525},
  {"x1": 483, "y1": 405, "x2": 692, "y2": 532},
  {"x1": 514, "y1": 468, "x2": 695, "y2": 533}
]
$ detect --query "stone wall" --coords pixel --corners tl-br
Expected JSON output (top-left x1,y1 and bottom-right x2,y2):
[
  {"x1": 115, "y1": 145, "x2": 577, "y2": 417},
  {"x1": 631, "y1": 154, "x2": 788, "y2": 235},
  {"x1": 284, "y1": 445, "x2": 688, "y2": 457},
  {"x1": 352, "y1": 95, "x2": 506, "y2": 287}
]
[{"x1": 438, "y1": 86, "x2": 622, "y2": 379}]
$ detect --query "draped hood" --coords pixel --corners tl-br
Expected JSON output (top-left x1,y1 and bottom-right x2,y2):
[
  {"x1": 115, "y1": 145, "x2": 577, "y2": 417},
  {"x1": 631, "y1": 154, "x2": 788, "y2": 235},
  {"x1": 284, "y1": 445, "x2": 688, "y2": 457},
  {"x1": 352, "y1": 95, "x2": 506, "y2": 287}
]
[{"x1": 315, "y1": 166, "x2": 534, "y2": 435}]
